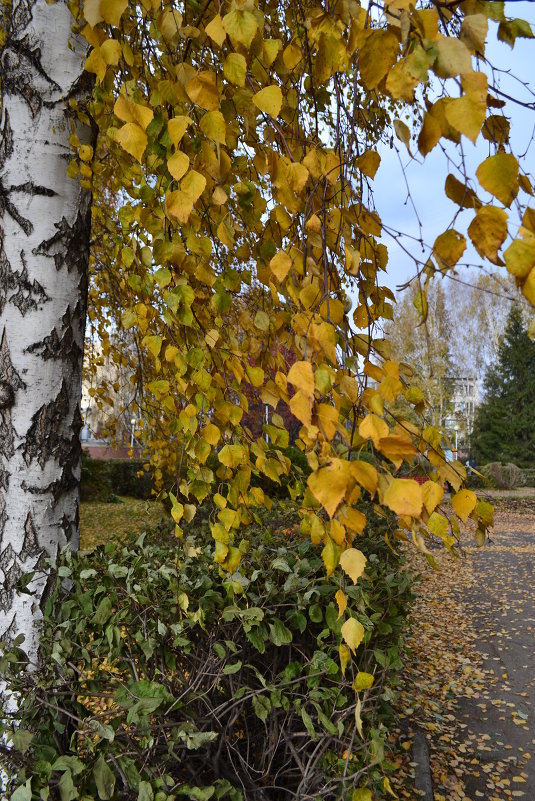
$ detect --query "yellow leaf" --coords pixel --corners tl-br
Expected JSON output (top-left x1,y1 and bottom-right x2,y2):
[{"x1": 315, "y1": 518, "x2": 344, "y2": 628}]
[
  {"x1": 299, "y1": 282, "x2": 320, "y2": 310},
  {"x1": 167, "y1": 151, "x2": 189, "y2": 181},
  {"x1": 504, "y1": 237, "x2": 535, "y2": 279},
  {"x1": 316, "y1": 403, "x2": 339, "y2": 440},
  {"x1": 308, "y1": 459, "x2": 351, "y2": 518},
  {"x1": 359, "y1": 29, "x2": 399, "y2": 89},
  {"x1": 339, "y1": 548, "x2": 367, "y2": 584},
  {"x1": 84, "y1": 47, "x2": 107, "y2": 82},
  {"x1": 355, "y1": 150, "x2": 381, "y2": 179},
  {"x1": 445, "y1": 173, "x2": 481, "y2": 209},
  {"x1": 322, "y1": 536, "x2": 340, "y2": 576},
  {"x1": 186, "y1": 71, "x2": 220, "y2": 111},
  {"x1": 199, "y1": 110, "x2": 226, "y2": 144},
  {"x1": 158, "y1": 9, "x2": 183, "y2": 41},
  {"x1": 383, "y1": 479, "x2": 423, "y2": 517},
  {"x1": 451, "y1": 488, "x2": 477, "y2": 523},
  {"x1": 168, "y1": 115, "x2": 192, "y2": 147},
  {"x1": 218, "y1": 443, "x2": 247, "y2": 469},
  {"x1": 422, "y1": 481, "x2": 444, "y2": 514},
  {"x1": 339, "y1": 506, "x2": 367, "y2": 534},
  {"x1": 205, "y1": 14, "x2": 226, "y2": 47},
  {"x1": 461, "y1": 13, "x2": 488, "y2": 54},
  {"x1": 335, "y1": 589, "x2": 347, "y2": 619},
  {"x1": 428, "y1": 511, "x2": 448, "y2": 538},
  {"x1": 349, "y1": 461, "x2": 377, "y2": 497},
  {"x1": 341, "y1": 617, "x2": 365, "y2": 653},
  {"x1": 476, "y1": 152, "x2": 519, "y2": 207},
  {"x1": 222, "y1": 8, "x2": 258, "y2": 48},
  {"x1": 142, "y1": 335, "x2": 162, "y2": 358},
  {"x1": 352, "y1": 788, "x2": 372, "y2": 801},
  {"x1": 223, "y1": 53, "x2": 247, "y2": 87},
  {"x1": 433, "y1": 229, "x2": 467, "y2": 270},
  {"x1": 115, "y1": 123, "x2": 148, "y2": 163},
  {"x1": 101, "y1": 0, "x2": 127, "y2": 27},
  {"x1": 445, "y1": 72, "x2": 487, "y2": 143},
  {"x1": 84, "y1": 0, "x2": 102, "y2": 27},
  {"x1": 114, "y1": 96, "x2": 154, "y2": 130},
  {"x1": 283, "y1": 42, "x2": 302, "y2": 70},
  {"x1": 100, "y1": 38, "x2": 122, "y2": 66},
  {"x1": 287, "y1": 361, "x2": 314, "y2": 397},
  {"x1": 378, "y1": 435, "x2": 417, "y2": 467},
  {"x1": 181, "y1": 170, "x2": 206, "y2": 202},
  {"x1": 289, "y1": 390, "x2": 312, "y2": 427},
  {"x1": 353, "y1": 672, "x2": 374, "y2": 691},
  {"x1": 434, "y1": 36, "x2": 472, "y2": 78},
  {"x1": 339, "y1": 644, "x2": 350, "y2": 676},
  {"x1": 253, "y1": 85, "x2": 283, "y2": 118},
  {"x1": 269, "y1": 250, "x2": 292, "y2": 282},
  {"x1": 329, "y1": 518, "x2": 346, "y2": 546},
  {"x1": 468, "y1": 206, "x2": 508, "y2": 264},
  {"x1": 286, "y1": 162, "x2": 309, "y2": 193},
  {"x1": 358, "y1": 413, "x2": 389, "y2": 448},
  {"x1": 355, "y1": 696, "x2": 363, "y2": 737},
  {"x1": 201, "y1": 423, "x2": 220, "y2": 446},
  {"x1": 384, "y1": 776, "x2": 398, "y2": 798},
  {"x1": 166, "y1": 191, "x2": 193, "y2": 224}
]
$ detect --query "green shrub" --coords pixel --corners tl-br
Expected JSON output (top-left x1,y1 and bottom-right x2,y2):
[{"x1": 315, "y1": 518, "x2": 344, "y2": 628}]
[
  {"x1": 0, "y1": 504, "x2": 412, "y2": 801},
  {"x1": 81, "y1": 451, "x2": 153, "y2": 501},
  {"x1": 481, "y1": 462, "x2": 522, "y2": 490}
]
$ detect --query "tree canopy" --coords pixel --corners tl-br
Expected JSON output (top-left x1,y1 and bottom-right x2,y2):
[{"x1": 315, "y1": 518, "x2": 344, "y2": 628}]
[
  {"x1": 472, "y1": 304, "x2": 535, "y2": 468},
  {"x1": 75, "y1": 0, "x2": 535, "y2": 580}
]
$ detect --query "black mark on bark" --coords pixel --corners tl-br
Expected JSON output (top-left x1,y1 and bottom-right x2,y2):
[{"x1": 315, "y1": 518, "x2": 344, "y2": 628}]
[
  {"x1": 25, "y1": 301, "x2": 83, "y2": 371},
  {"x1": 22, "y1": 509, "x2": 40, "y2": 559},
  {"x1": 0, "y1": 327, "x2": 24, "y2": 458},
  {"x1": 34, "y1": 209, "x2": 91, "y2": 275}
]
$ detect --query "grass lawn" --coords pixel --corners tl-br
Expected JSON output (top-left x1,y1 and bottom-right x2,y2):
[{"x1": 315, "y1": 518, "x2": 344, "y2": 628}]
[{"x1": 80, "y1": 497, "x2": 169, "y2": 551}]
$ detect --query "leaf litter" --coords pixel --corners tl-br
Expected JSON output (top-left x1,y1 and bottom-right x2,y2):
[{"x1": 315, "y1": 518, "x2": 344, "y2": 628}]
[{"x1": 390, "y1": 497, "x2": 535, "y2": 800}]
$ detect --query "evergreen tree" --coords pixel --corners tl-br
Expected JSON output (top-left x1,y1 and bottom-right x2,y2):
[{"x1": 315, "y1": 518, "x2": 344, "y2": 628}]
[{"x1": 472, "y1": 305, "x2": 535, "y2": 467}]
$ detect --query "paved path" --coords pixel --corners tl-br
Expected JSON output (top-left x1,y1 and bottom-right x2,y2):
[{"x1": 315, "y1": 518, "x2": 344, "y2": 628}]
[{"x1": 454, "y1": 507, "x2": 535, "y2": 799}]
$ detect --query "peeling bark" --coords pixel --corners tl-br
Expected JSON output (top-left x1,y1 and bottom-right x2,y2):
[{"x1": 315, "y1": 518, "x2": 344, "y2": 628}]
[{"x1": 0, "y1": 0, "x2": 93, "y2": 664}]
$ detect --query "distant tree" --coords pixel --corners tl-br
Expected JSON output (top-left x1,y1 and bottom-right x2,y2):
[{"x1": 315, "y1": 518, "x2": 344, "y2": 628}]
[
  {"x1": 385, "y1": 279, "x2": 455, "y2": 427},
  {"x1": 472, "y1": 305, "x2": 535, "y2": 468}
]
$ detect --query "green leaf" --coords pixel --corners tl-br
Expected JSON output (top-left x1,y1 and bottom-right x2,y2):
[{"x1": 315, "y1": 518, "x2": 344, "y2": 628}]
[
  {"x1": 252, "y1": 694, "x2": 271, "y2": 723},
  {"x1": 222, "y1": 660, "x2": 242, "y2": 675},
  {"x1": 11, "y1": 780, "x2": 32, "y2": 801},
  {"x1": 138, "y1": 782, "x2": 154, "y2": 801},
  {"x1": 92, "y1": 596, "x2": 113, "y2": 625},
  {"x1": 94, "y1": 755, "x2": 116, "y2": 800},
  {"x1": 269, "y1": 619, "x2": 293, "y2": 646}
]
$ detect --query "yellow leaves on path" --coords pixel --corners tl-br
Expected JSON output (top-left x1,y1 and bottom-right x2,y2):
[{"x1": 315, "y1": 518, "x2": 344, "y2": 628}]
[
  {"x1": 451, "y1": 488, "x2": 477, "y2": 523},
  {"x1": 341, "y1": 617, "x2": 365, "y2": 653},
  {"x1": 383, "y1": 479, "x2": 423, "y2": 518},
  {"x1": 468, "y1": 206, "x2": 508, "y2": 264},
  {"x1": 476, "y1": 153, "x2": 519, "y2": 207},
  {"x1": 339, "y1": 548, "x2": 367, "y2": 584},
  {"x1": 253, "y1": 85, "x2": 283, "y2": 118}
]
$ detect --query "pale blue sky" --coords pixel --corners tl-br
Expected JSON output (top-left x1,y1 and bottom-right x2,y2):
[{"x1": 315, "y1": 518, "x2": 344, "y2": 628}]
[{"x1": 372, "y1": 1, "x2": 535, "y2": 297}]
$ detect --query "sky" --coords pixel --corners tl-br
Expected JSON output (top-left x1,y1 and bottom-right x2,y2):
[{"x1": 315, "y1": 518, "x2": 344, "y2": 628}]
[{"x1": 371, "y1": 1, "x2": 535, "y2": 300}]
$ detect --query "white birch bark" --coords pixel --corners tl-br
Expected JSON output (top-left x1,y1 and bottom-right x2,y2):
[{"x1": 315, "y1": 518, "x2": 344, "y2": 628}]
[{"x1": 0, "y1": 0, "x2": 92, "y2": 665}]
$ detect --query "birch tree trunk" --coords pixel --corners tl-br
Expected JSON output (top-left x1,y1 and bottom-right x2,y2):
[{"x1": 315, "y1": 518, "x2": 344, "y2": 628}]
[{"x1": 0, "y1": 0, "x2": 92, "y2": 662}]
